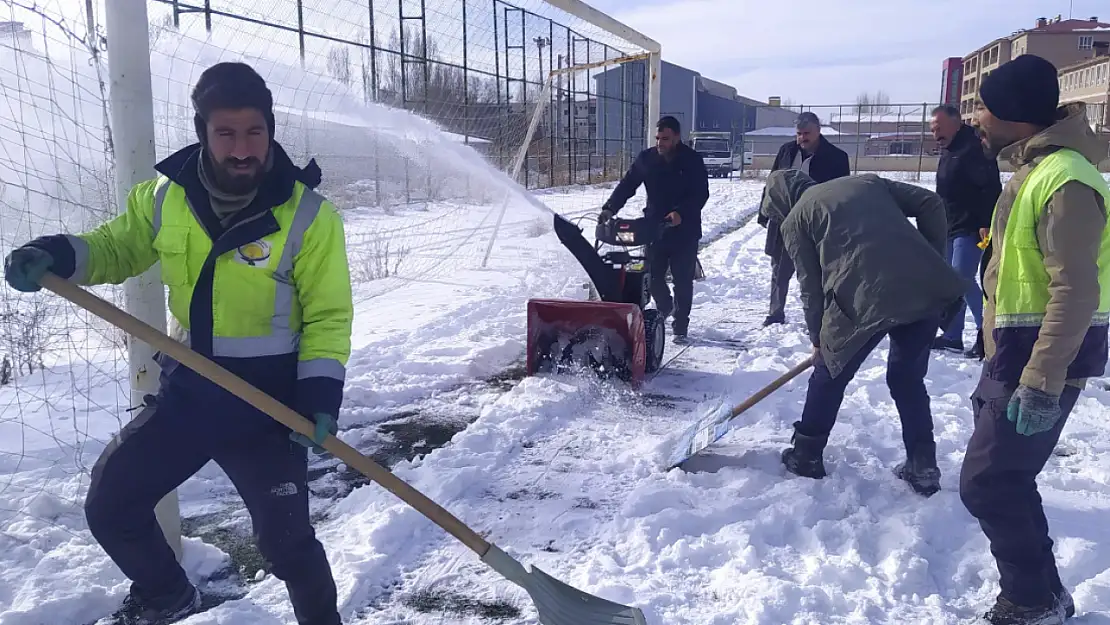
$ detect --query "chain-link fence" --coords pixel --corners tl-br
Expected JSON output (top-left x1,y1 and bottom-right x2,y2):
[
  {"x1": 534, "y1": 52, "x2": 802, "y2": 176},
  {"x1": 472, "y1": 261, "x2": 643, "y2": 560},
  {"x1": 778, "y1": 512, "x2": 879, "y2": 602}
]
[
  {"x1": 734, "y1": 101, "x2": 1110, "y2": 179},
  {"x1": 148, "y1": 0, "x2": 650, "y2": 198}
]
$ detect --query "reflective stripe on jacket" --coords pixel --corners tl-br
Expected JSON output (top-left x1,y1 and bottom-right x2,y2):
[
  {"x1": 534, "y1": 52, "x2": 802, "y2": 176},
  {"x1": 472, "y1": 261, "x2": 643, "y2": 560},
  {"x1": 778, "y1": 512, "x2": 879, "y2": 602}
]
[
  {"x1": 994, "y1": 148, "x2": 1110, "y2": 327},
  {"x1": 68, "y1": 174, "x2": 352, "y2": 383}
]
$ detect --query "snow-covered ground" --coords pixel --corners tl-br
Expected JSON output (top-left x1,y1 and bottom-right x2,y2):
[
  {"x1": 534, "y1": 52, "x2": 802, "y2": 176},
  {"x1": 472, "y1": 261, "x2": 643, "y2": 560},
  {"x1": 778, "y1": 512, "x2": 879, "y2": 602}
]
[{"x1": 4, "y1": 173, "x2": 1110, "y2": 625}]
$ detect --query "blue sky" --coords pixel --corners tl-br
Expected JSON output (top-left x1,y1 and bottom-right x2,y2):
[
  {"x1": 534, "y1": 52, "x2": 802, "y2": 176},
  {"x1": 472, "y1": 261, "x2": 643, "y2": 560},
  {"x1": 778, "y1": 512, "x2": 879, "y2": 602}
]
[{"x1": 586, "y1": 0, "x2": 1108, "y2": 106}]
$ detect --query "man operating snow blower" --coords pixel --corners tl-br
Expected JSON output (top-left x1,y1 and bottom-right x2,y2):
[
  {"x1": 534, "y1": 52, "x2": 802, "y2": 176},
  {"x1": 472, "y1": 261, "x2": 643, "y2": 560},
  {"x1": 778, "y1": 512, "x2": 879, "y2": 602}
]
[
  {"x1": 4, "y1": 62, "x2": 351, "y2": 625},
  {"x1": 599, "y1": 115, "x2": 709, "y2": 344},
  {"x1": 760, "y1": 169, "x2": 964, "y2": 497}
]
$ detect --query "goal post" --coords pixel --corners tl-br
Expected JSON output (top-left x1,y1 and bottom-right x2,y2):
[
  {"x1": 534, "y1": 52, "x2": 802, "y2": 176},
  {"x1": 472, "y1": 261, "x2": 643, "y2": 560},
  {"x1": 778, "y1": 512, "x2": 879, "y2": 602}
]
[
  {"x1": 541, "y1": 0, "x2": 662, "y2": 145},
  {"x1": 104, "y1": 0, "x2": 182, "y2": 561}
]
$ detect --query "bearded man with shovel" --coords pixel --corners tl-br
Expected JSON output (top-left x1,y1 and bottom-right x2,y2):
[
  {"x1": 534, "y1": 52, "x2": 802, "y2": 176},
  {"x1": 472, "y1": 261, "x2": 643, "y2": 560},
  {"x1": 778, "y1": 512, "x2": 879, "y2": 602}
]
[
  {"x1": 4, "y1": 62, "x2": 351, "y2": 624},
  {"x1": 760, "y1": 169, "x2": 965, "y2": 496}
]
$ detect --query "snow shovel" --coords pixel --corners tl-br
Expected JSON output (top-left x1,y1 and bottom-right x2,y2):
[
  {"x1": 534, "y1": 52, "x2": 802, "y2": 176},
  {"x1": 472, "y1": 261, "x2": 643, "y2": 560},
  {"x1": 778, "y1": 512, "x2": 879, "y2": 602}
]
[
  {"x1": 39, "y1": 273, "x2": 648, "y2": 625},
  {"x1": 666, "y1": 354, "x2": 816, "y2": 469}
]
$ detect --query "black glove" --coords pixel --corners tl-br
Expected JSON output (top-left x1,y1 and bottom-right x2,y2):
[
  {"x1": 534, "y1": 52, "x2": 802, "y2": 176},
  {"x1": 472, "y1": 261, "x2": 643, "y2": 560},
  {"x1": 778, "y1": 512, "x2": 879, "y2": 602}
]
[
  {"x1": 4, "y1": 246, "x2": 54, "y2": 293},
  {"x1": 599, "y1": 208, "x2": 614, "y2": 223}
]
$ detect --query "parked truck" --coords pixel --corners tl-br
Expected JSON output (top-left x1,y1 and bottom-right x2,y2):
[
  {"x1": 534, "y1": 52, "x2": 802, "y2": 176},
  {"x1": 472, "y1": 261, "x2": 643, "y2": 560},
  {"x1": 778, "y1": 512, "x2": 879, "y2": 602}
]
[{"x1": 689, "y1": 131, "x2": 734, "y2": 178}]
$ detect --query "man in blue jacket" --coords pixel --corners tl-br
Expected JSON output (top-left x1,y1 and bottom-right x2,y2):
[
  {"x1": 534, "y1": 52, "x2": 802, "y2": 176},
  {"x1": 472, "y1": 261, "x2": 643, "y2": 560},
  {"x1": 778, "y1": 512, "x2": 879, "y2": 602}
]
[{"x1": 599, "y1": 115, "x2": 709, "y2": 343}]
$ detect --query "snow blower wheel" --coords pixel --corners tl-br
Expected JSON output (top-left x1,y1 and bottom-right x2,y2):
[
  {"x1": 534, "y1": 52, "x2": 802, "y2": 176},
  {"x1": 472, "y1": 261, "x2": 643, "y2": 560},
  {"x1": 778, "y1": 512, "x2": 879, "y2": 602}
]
[{"x1": 643, "y1": 309, "x2": 666, "y2": 374}]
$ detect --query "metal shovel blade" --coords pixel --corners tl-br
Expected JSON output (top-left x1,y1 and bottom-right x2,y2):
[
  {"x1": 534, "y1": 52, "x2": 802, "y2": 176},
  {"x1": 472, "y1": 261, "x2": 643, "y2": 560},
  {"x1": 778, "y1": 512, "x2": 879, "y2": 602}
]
[{"x1": 482, "y1": 543, "x2": 648, "y2": 625}]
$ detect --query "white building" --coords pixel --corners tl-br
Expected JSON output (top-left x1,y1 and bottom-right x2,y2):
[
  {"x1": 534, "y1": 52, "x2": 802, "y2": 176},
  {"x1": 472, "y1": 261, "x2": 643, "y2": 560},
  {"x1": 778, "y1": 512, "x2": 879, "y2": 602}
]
[{"x1": 0, "y1": 22, "x2": 33, "y2": 54}]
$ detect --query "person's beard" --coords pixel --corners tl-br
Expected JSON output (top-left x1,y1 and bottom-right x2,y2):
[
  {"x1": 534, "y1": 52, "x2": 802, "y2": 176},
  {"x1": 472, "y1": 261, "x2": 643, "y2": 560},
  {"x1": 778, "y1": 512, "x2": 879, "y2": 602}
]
[
  {"x1": 211, "y1": 153, "x2": 267, "y2": 195},
  {"x1": 977, "y1": 128, "x2": 1013, "y2": 160}
]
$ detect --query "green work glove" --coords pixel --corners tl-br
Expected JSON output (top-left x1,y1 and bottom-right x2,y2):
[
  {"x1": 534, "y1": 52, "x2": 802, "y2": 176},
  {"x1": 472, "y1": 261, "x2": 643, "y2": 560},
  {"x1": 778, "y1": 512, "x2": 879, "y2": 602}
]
[
  {"x1": 1006, "y1": 385, "x2": 1062, "y2": 436},
  {"x1": 290, "y1": 413, "x2": 338, "y2": 454},
  {"x1": 4, "y1": 246, "x2": 53, "y2": 293}
]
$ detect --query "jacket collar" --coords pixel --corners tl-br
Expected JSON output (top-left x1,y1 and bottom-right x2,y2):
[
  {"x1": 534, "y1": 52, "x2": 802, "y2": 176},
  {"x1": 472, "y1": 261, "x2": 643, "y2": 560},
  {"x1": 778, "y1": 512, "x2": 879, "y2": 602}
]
[
  {"x1": 946, "y1": 123, "x2": 977, "y2": 152},
  {"x1": 154, "y1": 140, "x2": 321, "y2": 209}
]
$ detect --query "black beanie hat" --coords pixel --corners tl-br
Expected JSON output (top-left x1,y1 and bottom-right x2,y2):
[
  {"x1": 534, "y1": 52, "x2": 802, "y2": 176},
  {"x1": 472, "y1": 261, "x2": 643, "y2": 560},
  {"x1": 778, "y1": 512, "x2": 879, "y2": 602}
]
[
  {"x1": 191, "y1": 62, "x2": 276, "y2": 145},
  {"x1": 979, "y1": 54, "x2": 1060, "y2": 128}
]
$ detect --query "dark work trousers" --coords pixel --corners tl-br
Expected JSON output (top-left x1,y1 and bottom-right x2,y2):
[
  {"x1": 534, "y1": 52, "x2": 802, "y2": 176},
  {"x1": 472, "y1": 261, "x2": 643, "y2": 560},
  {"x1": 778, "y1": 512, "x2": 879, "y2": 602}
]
[
  {"x1": 83, "y1": 370, "x2": 341, "y2": 625},
  {"x1": 797, "y1": 315, "x2": 938, "y2": 453},
  {"x1": 960, "y1": 366, "x2": 1082, "y2": 607},
  {"x1": 648, "y1": 236, "x2": 698, "y2": 335},
  {"x1": 767, "y1": 248, "x2": 795, "y2": 322}
]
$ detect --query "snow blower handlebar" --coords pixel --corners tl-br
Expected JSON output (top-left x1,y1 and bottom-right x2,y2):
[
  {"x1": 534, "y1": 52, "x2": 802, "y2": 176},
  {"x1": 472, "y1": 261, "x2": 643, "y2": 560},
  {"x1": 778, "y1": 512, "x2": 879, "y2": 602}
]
[
  {"x1": 594, "y1": 214, "x2": 676, "y2": 248},
  {"x1": 39, "y1": 272, "x2": 650, "y2": 625}
]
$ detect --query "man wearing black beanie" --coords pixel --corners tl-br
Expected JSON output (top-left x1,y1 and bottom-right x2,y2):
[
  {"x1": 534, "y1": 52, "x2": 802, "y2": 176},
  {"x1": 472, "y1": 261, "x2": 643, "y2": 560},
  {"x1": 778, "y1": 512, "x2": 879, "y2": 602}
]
[
  {"x1": 960, "y1": 53, "x2": 1110, "y2": 625},
  {"x1": 4, "y1": 61, "x2": 350, "y2": 624}
]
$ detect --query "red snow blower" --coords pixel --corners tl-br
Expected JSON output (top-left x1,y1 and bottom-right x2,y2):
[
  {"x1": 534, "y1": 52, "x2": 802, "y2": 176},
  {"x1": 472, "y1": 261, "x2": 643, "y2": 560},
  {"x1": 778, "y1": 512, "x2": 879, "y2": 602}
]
[{"x1": 526, "y1": 213, "x2": 673, "y2": 387}]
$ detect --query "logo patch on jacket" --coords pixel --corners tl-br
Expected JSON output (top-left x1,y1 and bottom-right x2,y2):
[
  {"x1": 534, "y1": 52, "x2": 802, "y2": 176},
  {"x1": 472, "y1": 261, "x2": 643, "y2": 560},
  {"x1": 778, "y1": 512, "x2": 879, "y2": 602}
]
[{"x1": 235, "y1": 240, "x2": 272, "y2": 267}]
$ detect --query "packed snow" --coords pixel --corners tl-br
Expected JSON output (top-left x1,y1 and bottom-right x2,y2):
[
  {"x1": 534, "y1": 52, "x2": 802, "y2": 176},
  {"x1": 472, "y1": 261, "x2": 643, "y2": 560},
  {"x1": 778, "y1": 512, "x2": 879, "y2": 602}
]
[{"x1": 5, "y1": 170, "x2": 1110, "y2": 625}]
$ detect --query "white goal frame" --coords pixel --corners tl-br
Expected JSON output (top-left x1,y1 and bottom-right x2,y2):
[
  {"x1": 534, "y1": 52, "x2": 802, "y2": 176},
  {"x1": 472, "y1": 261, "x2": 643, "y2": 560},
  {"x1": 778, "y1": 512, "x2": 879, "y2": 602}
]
[{"x1": 543, "y1": 0, "x2": 663, "y2": 149}]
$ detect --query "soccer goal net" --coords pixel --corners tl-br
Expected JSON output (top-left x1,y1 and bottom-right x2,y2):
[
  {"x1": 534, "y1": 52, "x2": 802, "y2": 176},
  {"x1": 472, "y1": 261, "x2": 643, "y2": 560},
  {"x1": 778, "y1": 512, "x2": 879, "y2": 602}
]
[{"x1": 0, "y1": 0, "x2": 659, "y2": 617}]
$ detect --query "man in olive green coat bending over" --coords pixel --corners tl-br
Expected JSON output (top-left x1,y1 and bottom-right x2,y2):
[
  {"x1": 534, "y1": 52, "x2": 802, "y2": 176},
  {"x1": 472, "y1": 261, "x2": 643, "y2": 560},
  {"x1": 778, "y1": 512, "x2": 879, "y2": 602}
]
[{"x1": 760, "y1": 169, "x2": 964, "y2": 496}]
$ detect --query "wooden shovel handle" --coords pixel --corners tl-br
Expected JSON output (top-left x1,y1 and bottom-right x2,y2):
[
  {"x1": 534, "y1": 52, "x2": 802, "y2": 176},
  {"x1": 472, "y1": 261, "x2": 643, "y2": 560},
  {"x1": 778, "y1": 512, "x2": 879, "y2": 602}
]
[
  {"x1": 40, "y1": 273, "x2": 492, "y2": 556},
  {"x1": 728, "y1": 355, "x2": 816, "y2": 419}
]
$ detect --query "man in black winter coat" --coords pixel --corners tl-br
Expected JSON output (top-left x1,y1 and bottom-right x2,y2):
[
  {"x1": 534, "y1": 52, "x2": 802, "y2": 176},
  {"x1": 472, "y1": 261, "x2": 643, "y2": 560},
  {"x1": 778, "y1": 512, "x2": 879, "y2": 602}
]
[
  {"x1": 601, "y1": 116, "x2": 710, "y2": 342},
  {"x1": 930, "y1": 104, "x2": 1002, "y2": 359},
  {"x1": 758, "y1": 112, "x2": 851, "y2": 326}
]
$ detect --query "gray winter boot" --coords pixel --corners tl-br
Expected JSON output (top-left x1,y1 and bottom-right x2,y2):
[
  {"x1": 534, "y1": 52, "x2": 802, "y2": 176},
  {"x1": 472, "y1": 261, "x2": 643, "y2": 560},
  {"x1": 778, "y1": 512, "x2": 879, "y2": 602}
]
[{"x1": 781, "y1": 421, "x2": 828, "y2": 479}]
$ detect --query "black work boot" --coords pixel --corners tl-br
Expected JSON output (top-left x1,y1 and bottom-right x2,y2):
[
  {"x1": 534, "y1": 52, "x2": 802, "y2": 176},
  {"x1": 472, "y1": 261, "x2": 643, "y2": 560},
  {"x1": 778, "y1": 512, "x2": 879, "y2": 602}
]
[
  {"x1": 781, "y1": 421, "x2": 828, "y2": 479},
  {"x1": 111, "y1": 584, "x2": 201, "y2": 625},
  {"x1": 931, "y1": 336, "x2": 964, "y2": 354},
  {"x1": 1053, "y1": 585, "x2": 1075, "y2": 619},
  {"x1": 894, "y1": 439, "x2": 941, "y2": 497},
  {"x1": 672, "y1": 317, "x2": 689, "y2": 344},
  {"x1": 763, "y1": 314, "x2": 785, "y2": 327},
  {"x1": 983, "y1": 595, "x2": 1066, "y2": 625},
  {"x1": 964, "y1": 328, "x2": 985, "y2": 360}
]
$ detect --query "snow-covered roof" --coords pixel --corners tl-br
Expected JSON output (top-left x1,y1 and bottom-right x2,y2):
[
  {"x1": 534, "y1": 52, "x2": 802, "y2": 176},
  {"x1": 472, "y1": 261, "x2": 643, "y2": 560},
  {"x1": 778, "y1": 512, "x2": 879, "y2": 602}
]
[
  {"x1": 828, "y1": 112, "x2": 931, "y2": 124},
  {"x1": 744, "y1": 126, "x2": 842, "y2": 137},
  {"x1": 868, "y1": 131, "x2": 933, "y2": 138}
]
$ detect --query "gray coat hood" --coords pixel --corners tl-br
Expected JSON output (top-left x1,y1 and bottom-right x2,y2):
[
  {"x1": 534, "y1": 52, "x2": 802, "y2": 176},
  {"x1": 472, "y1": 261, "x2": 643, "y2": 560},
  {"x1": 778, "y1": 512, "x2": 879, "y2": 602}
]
[{"x1": 761, "y1": 169, "x2": 818, "y2": 224}]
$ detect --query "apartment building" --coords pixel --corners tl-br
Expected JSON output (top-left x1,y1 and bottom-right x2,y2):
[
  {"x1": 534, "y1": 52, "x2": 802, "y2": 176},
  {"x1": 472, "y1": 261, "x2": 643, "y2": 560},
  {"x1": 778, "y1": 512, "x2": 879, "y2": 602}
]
[
  {"x1": 958, "y1": 15, "x2": 1110, "y2": 123},
  {"x1": 940, "y1": 57, "x2": 963, "y2": 106},
  {"x1": 0, "y1": 21, "x2": 32, "y2": 53},
  {"x1": 1058, "y1": 55, "x2": 1110, "y2": 132}
]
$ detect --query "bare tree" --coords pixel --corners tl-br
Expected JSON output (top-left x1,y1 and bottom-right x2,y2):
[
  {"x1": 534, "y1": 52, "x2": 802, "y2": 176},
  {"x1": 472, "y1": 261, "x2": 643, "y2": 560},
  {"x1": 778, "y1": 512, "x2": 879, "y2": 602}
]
[
  {"x1": 1, "y1": 295, "x2": 59, "y2": 377},
  {"x1": 855, "y1": 90, "x2": 893, "y2": 115},
  {"x1": 148, "y1": 13, "x2": 176, "y2": 50},
  {"x1": 326, "y1": 46, "x2": 352, "y2": 87}
]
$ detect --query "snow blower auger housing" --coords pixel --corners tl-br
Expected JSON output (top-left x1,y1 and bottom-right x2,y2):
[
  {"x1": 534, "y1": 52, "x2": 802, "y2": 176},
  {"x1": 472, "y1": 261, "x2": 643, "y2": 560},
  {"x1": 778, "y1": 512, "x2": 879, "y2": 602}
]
[{"x1": 526, "y1": 213, "x2": 672, "y2": 386}]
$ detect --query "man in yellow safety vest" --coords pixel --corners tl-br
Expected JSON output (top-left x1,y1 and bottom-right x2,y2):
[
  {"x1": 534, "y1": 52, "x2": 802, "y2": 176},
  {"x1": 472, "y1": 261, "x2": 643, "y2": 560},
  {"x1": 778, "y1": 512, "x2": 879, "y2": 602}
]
[
  {"x1": 4, "y1": 62, "x2": 352, "y2": 625},
  {"x1": 959, "y1": 54, "x2": 1110, "y2": 625}
]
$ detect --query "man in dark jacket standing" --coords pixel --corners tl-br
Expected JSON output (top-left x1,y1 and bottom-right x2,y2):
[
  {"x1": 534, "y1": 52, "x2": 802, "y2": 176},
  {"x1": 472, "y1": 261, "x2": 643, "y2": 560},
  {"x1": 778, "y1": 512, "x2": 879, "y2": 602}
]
[
  {"x1": 601, "y1": 116, "x2": 710, "y2": 343},
  {"x1": 761, "y1": 169, "x2": 964, "y2": 496},
  {"x1": 930, "y1": 104, "x2": 1002, "y2": 359},
  {"x1": 758, "y1": 112, "x2": 851, "y2": 326}
]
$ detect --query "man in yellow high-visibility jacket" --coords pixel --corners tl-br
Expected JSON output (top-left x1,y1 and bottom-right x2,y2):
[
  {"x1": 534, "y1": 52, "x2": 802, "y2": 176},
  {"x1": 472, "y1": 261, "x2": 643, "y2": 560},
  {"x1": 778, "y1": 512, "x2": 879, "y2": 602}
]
[
  {"x1": 960, "y1": 54, "x2": 1110, "y2": 625},
  {"x1": 4, "y1": 62, "x2": 352, "y2": 625}
]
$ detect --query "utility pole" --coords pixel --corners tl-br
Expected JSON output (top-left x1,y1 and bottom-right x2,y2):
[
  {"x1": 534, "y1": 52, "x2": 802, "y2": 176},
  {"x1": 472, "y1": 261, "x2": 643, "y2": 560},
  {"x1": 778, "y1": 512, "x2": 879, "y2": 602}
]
[{"x1": 534, "y1": 36, "x2": 548, "y2": 86}]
